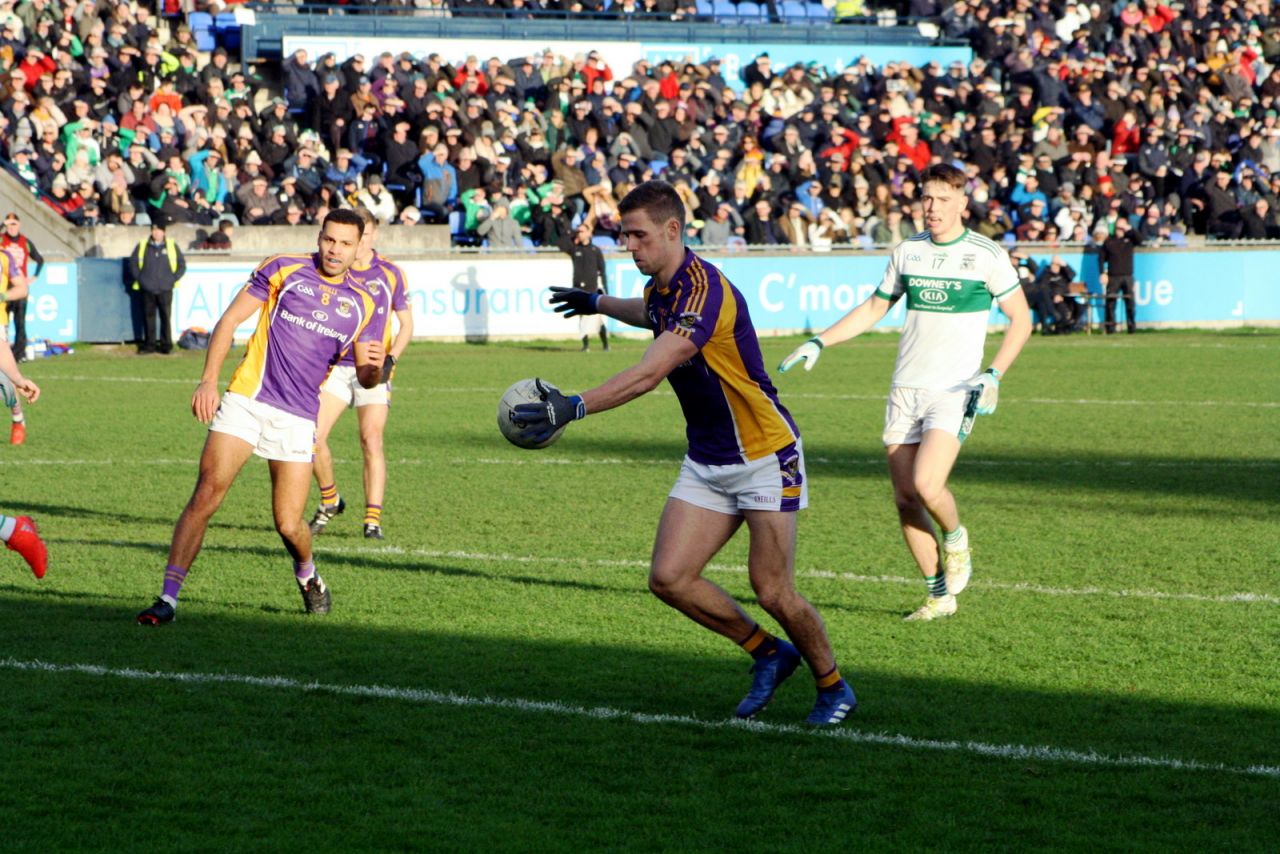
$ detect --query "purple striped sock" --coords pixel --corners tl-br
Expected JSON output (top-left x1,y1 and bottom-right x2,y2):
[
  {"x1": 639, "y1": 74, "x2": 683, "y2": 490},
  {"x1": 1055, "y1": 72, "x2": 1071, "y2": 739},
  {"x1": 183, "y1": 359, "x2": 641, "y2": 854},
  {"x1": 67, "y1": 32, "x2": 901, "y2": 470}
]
[
  {"x1": 294, "y1": 560, "x2": 316, "y2": 583},
  {"x1": 162, "y1": 565, "x2": 188, "y2": 602}
]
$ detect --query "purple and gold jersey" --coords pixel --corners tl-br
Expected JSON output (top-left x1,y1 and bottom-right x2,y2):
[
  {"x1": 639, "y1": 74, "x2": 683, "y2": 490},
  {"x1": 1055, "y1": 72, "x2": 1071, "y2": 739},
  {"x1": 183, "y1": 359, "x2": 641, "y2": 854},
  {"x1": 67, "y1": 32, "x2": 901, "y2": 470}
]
[
  {"x1": 226, "y1": 253, "x2": 385, "y2": 421},
  {"x1": 645, "y1": 249, "x2": 800, "y2": 466},
  {"x1": 338, "y1": 251, "x2": 409, "y2": 367}
]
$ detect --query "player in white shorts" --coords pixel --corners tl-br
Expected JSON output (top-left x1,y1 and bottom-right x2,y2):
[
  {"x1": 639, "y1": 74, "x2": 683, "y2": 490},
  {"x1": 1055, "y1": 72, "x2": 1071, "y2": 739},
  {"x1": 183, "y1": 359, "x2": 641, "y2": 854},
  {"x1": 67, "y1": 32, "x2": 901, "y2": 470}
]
[
  {"x1": 779, "y1": 162, "x2": 1032, "y2": 621},
  {"x1": 309, "y1": 207, "x2": 413, "y2": 540}
]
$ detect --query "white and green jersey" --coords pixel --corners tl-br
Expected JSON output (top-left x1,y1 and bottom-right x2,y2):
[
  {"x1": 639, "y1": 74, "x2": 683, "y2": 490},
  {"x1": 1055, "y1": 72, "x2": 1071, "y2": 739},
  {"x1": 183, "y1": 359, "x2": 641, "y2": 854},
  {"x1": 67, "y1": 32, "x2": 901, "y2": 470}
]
[{"x1": 875, "y1": 229, "x2": 1020, "y2": 391}]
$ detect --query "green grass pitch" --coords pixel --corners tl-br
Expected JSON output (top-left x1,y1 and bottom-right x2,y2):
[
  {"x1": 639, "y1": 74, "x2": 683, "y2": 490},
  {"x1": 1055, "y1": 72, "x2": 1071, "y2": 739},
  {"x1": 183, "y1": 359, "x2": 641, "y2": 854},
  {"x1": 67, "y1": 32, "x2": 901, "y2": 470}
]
[{"x1": 0, "y1": 329, "x2": 1276, "y2": 850}]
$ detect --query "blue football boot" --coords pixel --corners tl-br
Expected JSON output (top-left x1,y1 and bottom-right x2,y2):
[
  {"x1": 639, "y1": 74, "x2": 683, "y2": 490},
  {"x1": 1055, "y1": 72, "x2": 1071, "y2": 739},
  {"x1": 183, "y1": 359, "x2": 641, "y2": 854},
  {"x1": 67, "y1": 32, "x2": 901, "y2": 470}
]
[
  {"x1": 735, "y1": 639, "x2": 803, "y2": 719},
  {"x1": 806, "y1": 680, "x2": 857, "y2": 726}
]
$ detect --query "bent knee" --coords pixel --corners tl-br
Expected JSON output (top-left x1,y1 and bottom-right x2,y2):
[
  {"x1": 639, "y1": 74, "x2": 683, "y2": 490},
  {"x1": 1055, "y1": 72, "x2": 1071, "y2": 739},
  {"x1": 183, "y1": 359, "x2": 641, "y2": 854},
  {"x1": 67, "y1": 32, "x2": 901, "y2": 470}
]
[
  {"x1": 648, "y1": 572, "x2": 686, "y2": 603},
  {"x1": 274, "y1": 515, "x2": 307, "y2": 540},
  {"x1": 913, "y1": 479, "x2": 948, "y2": 507},
  {"x1": 754, "y1": 585, "x2": 797, "y2": 616}
]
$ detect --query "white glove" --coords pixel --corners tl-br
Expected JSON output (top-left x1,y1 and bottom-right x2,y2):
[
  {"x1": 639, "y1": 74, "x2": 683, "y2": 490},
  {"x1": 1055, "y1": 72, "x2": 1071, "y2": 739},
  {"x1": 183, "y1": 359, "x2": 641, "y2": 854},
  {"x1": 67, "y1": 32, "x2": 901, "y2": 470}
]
[
  {"x1": 968, "y1": 368, "x2": 1001, "y2": 415},
  {"x1": 778, "y1": 337, "x2": 825, "y2": 373}
]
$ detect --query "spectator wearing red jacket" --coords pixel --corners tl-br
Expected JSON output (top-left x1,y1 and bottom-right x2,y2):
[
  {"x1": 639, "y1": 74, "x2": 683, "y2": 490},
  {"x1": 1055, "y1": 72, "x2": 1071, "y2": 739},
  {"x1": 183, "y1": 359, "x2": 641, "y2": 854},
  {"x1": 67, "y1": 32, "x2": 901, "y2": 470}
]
[
  {"x1": 1111, "y1": 111, "x2": 1142, "y2": 156},
  {"x1": 888, "y1": 119, "x2": 931, "y2": 172},
  {"x1": 16, "y1": 46, "x2": 55, "y2": 92}
]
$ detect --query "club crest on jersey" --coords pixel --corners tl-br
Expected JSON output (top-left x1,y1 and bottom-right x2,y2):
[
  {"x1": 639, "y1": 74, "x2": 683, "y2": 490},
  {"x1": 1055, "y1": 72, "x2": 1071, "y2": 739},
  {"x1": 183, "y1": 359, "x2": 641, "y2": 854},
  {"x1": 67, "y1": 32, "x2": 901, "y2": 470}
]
[
  {"x1": 960, "y1": 253, "x2": 975, "y2": 271},
  {"x1": 364, "y1": 279, "x2": 384, "y2": 295},
  {"x1": 335, "y1": 298, "x2": 353, "y2": 318},
  {"x1": 677, "y1": 311, "x2": 701, "y2": 329}
]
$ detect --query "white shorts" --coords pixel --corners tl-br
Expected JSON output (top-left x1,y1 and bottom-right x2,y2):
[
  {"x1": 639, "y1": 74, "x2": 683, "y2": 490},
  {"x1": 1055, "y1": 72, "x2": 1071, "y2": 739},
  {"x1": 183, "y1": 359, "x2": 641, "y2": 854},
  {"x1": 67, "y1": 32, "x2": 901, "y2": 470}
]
[
  {"x1": 670, "y1": 441, "x2": 808, "y2": 515},
  {"x1": 320, "y1": 364, "x2": 391, "y2": 408},
  {"x1": 882, "y1": 386, "x2": 980, "y2": 446},
  {"x1": 209, "y1": 392, "x2": 316, "y2": 462},
  {"x1": 578, "y1": 314, "x2": 604, "y2": 336}
]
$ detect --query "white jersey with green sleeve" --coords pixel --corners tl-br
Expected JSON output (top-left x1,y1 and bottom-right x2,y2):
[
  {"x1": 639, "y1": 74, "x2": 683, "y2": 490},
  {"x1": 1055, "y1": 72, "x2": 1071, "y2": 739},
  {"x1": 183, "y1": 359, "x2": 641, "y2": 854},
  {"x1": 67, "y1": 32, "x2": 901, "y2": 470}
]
[{"x1": 875, "y1": 229, "x2": 1021, "y2": 391}]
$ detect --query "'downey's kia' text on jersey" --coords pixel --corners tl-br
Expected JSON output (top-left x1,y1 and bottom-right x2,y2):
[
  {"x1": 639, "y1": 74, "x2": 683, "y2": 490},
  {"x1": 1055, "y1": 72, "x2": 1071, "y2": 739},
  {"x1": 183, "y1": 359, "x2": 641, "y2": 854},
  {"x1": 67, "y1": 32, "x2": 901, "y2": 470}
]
[{"x1": 876, "y1": 229, "x2": 1020, "y2": 390}]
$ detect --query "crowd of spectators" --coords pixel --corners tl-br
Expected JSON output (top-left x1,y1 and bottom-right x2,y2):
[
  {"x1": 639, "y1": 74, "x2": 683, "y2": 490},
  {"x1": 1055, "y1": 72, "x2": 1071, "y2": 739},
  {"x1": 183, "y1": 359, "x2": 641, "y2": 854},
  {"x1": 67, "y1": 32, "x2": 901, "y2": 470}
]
[{"x1": 4, "y1": 0, "x2": 1280, "y2": 248}]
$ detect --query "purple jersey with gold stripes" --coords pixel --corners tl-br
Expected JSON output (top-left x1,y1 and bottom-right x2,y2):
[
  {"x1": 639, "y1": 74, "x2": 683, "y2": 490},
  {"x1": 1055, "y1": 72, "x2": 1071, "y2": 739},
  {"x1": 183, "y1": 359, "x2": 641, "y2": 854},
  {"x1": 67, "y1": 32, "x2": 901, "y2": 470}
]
[
  {"x1": 645, "y1": 249, "x2": 800, "y2": 465},
  {"x1": 337, "y1": 251, "x2": 409, "y2": 367},
  {"x1": 226, "y1": 253, "x2": 385, "y2": 421}
]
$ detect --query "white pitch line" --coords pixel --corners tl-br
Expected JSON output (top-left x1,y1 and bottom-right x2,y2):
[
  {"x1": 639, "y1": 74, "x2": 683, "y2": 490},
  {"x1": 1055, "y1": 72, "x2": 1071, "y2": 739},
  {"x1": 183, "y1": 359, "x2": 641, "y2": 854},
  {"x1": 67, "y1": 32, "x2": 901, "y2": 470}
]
[
  {"x1": 2, "y1": 657, "x2": 1273, "y2": 779},
  {"x1": 40, "y1": 376, "x2": 1279, "y2": 408},
  {"x1": 460, "y1": 456, "x2": 1280, "y2": 470},
  {"x1": 309, "y1": 544, "x2": 1280, "y2": 606},
  {"x1": 1, "y1": 455, "x2": 1275, "y2": 472}
]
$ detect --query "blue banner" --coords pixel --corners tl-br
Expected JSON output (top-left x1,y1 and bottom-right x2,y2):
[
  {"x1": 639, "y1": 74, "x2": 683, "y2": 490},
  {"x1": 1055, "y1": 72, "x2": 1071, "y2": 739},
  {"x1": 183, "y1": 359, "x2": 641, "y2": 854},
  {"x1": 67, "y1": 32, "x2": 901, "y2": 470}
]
[
  {"x1": 23, "y1": 262, "x2": 78, "y2": 344},
  {"x1": 605, "y1": 247, "x2": 1280, "y2": 331}
]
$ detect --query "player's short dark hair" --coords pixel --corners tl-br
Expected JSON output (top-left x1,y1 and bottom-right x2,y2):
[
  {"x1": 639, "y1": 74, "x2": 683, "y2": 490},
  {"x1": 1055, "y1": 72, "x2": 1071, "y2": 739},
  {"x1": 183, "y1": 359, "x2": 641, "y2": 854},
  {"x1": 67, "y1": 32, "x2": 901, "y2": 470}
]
[
  {"x1": 919, "y1": 163, "x2": 966, "y2": 190},
  {"x1": 323, "y1": 208, "x2": 366, "y2": 237},
  {"x1": 619, "y1": 180, "x2": 685, "y2": 231}
]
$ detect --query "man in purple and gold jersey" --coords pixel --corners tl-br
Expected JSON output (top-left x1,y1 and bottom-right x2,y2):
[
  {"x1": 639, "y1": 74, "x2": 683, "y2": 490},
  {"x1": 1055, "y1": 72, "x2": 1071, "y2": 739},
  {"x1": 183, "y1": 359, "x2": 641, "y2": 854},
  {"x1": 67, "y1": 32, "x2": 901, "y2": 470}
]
[
  {"x1": 308, "y1": 207, "x2": 414, "y2": 540},
  {"x1": 519, "y1": 181, "x2": 856, "y2": 727},
  {"x1": 137, "y1": 210, "x2": 388, "y2": 626}
]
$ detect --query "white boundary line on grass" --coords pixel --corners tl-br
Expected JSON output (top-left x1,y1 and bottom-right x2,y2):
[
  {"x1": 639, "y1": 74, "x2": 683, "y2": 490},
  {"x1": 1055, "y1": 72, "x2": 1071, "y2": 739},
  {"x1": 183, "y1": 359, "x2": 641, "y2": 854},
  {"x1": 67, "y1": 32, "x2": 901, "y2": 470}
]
[
  {"x1": 40, "y1": 377, "x2": 1280, "y2": 408},
  {"x1": 2, "y1": 455, "x2": 1276, "y2": 472},
  {"x1": 311, "y1": 544, "x2": 1280, "y2": 606},
  {"x1": 3, "y1": 657, "x2": 1275, "y2": 779}
]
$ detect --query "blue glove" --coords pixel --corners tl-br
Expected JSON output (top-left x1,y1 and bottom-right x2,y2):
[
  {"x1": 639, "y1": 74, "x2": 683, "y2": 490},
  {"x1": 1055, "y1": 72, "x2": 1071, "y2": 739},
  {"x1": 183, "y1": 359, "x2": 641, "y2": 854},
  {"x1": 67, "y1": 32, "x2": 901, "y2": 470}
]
[
  {"x1": 778, "y1": 337, "x2": 824, "y2": 373},
  {"x1": 550, "y1": 286, "x2": 600, "y2": 318},
  {"x1": 511, "y1": 379, "x2": 586, "y2": 443},
  {"x1": 968, "y1": 368, "x2": 1001, "y2": 415}
]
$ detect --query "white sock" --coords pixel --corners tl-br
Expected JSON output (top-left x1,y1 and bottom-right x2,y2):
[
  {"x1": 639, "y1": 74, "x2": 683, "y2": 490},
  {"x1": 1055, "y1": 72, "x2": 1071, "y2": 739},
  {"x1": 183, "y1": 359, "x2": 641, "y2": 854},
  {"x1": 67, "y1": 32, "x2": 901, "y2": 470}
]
[
  {"x1": 0, "y1": 515, "x2": 15, "y2": 541},
  {"x1": 160, "y1": 594, "x2": 177, "y2": 607},
  {"x1": 944, "y1": 526, "x2": 968, "y2": 550}
]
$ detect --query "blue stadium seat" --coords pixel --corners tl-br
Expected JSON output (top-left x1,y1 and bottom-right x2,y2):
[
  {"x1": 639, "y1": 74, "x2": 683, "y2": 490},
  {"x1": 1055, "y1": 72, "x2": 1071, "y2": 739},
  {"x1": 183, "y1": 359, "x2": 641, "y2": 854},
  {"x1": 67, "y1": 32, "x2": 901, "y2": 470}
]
[
  {"x1": 188, "y1": 11, "x2": 215, "y2": 52},
  {"x1": 712, "y1": 0, "x2": 738, "y2": 20},
  {"x1": 779, "y1": 0, "x2": 808, "y2": 21},
  {"x1": 448, "y1": 210, "x2": 464, "y2": 234},
  {"x1": 737, "y1": 1, "x2": 763, "y2": 19},
  {"x1": 696, "y1": 0, "x2": 715, "y2": 16},
  {"x1": 807, "y1": 2, "x2": 833, "y2": 20},
  {"x1": 213, "y1": 12, "x2": 241, "y2": 51}
]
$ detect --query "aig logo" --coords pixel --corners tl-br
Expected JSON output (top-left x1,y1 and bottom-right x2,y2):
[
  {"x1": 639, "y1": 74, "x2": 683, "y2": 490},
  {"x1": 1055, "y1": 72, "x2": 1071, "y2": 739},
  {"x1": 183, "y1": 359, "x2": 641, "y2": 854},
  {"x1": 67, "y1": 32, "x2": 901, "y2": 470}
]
[
  {"x1": 919, "y1": 289, "x2": 948, "y2": 304},
  {"x1": 312, "y1": 311, "x2": 329, "y2": 321}
]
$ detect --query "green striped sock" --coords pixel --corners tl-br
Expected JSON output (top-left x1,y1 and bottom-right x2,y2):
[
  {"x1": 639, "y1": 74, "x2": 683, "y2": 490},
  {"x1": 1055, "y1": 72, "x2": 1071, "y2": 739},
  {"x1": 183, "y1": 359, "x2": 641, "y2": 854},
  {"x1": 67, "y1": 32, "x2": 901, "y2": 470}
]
[{"x1": 926, "y1": 574, "x2": 947, "y2": 598}]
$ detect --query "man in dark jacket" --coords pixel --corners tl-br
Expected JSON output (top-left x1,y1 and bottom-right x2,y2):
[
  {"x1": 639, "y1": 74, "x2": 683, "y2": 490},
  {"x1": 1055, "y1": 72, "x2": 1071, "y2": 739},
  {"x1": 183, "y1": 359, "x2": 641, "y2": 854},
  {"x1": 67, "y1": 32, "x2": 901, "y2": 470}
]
[
  {"x1": 1098, "y1": 218, "x2": 1140, "y2": 334},
  {"x1": 125, "y1": 221, "x2": 186, "y2": 355},
  {"x1": 559, "y1": 223, "x2": 608, "y2": 352}
]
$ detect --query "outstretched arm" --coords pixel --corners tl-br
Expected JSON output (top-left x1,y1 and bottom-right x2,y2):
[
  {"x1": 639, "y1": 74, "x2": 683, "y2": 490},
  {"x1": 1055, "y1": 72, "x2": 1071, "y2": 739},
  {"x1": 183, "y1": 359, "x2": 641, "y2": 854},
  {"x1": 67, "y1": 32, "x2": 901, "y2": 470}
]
[
  {"x1": 579, "y1": 331, "x2": 697, "y2": 414},
  {"x1": 549, "y1": 286, "x2": 649, "y2": 328},
  {"x1": 779, "y1": 293, "x2": 894, "y2": 372},
  {"x1": 596, "y1": 294, "x2": 648, "y2": 328}
]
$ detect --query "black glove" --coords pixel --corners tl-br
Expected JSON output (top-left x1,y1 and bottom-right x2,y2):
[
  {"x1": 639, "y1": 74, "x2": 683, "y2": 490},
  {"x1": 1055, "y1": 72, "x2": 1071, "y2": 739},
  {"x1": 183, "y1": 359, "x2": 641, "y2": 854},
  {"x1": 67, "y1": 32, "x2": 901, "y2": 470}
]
[
  {"x1": 380, "y1": 353, "x2": 397, "y2": 385},
  {"x1": 549, "y1": 286, "x2": 599, "y2": 318},
  {"x1": 511, "y1": 379, "x2": 586, "y2": 443}
]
